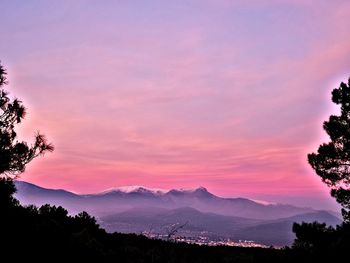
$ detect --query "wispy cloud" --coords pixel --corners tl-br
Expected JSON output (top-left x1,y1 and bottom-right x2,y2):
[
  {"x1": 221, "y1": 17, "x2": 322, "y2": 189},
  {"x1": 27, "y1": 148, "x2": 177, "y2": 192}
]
[{"x1": 1, "y1": 0, "x2": 349, "y2": 209}]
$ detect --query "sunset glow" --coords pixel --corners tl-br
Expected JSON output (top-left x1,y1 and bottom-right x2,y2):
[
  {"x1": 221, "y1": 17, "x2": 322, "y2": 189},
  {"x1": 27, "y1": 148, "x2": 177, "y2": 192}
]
[{"x1": 1, "y1": 0, "x2": 350, "y2": 209}]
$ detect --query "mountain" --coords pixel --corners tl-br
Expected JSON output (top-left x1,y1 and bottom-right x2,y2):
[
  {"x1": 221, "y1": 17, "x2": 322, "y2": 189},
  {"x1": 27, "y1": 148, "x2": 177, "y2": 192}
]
[
  {"x1": 15, "y1": 181, "x2": 84, "y2": 214},
  {"x1": 100, "y1": 185, "x2": 167, "y2": 195},
  {"x1": 14, "y1": 181, "x2": 342, "y2": 246},
  {"x1": 15, "y1": 182, "x2": 315, "y2": 219},
  {"x1": 161, "y1": 188, "x2": 313, "y2": 219}
]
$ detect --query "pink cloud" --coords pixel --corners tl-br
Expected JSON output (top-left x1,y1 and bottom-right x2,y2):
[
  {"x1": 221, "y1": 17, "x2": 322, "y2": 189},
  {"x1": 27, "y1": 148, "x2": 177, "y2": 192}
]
[{"x1": 1, "y1": 0, "x2": 349, "y2": 210}]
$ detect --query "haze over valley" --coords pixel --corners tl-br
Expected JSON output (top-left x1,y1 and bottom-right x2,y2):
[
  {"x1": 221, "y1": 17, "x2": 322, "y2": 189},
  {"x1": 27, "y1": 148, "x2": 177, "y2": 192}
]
[{"x1": 15, "y1": 181, "x2": 341, "y2": 246}]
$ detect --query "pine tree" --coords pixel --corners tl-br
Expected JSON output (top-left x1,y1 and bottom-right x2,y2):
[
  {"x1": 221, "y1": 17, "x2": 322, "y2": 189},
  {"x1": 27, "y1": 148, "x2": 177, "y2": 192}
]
[
  {"x1": 0, "y1": 62, "x2": 53, "y2": 177},
  {"x1": 308, "y1": 78, "x2": 350, "y2": 222}
]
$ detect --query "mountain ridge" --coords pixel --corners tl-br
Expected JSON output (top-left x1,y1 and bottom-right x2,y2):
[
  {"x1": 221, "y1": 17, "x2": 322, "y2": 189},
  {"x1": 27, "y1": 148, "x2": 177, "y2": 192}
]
[
  {"x1": 15, "y1": 181, "x2": 297, "y2": 207},
  {"x1": 14, "y1": 181, "x2": 331, "y2": 220}
]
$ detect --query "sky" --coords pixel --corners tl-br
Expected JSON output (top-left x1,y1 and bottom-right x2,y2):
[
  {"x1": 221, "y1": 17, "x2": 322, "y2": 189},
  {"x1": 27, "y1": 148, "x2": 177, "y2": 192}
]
[{"x1": 1, "y1": 0, "x2": 350, "y2": 210}]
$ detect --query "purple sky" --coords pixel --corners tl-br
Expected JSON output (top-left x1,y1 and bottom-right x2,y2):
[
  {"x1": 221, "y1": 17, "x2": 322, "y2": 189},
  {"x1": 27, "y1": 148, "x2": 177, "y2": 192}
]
[{"x1": 1, "y1": 0, "x2": 350, "y2": 210}]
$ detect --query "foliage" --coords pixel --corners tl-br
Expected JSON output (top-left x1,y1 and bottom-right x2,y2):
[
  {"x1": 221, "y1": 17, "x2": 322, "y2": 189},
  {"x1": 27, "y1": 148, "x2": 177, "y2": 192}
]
[
  {"x1": 0, "y1": 176, "x2": 19, "y2": 208},
  {"x1": 308, "y1": 78, "x2": 350, "y2": 222},
  {"x1": 292, "y1": 78, "x2": 350, "y2": 256},
  {"x1": 0, "y1": 62, "x2": 53, "y2": 177},
  {"x1": 292, "y1": 221, "x2": 350, "y2": 261}
]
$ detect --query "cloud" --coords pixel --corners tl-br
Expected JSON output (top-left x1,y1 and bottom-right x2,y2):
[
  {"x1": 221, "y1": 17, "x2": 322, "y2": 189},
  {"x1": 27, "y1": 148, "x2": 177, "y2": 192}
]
[{"x1": 1, "y1": 0, "x2": 349, "y2": 210}]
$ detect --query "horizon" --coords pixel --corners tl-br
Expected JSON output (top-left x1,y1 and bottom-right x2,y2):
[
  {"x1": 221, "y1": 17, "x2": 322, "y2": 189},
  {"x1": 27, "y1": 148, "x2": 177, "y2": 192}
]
[
  {"x1": 13, "y1": 180, "x2": 299, "y2": 208},
  {"x1": 16, "y1": 179, "x2": 339, "y2": 211},
  {"x1": 2, "y1": 1, "x2": 350, "y2": 211}
]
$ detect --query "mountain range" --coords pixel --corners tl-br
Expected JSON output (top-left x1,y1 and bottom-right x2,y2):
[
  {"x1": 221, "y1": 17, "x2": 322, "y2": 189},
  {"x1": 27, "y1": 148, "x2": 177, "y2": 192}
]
[{"x1": 14, "y1": 181, "x2": 342, "y2": 246}]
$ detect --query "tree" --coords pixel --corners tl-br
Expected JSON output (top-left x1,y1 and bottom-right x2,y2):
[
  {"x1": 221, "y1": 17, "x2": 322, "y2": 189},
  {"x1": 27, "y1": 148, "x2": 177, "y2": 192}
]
[
  {"x1": 0, "y1": 62, "x2": 53, "y2": 177},
  {"x1": 308, "y1": 77, "x2": 350, "y2": 222},
  {"x1": 166, "y1": 221, "x2": 188, "y2": 240},
  {"x1": 292, "y1": 222, "x2": 334, "y2": 250}
]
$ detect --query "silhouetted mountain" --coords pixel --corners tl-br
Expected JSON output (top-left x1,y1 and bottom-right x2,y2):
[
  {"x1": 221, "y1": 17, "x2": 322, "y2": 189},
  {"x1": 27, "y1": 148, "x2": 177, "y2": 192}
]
[
  {"x1": 15, "y1": 181, "x2": 317, "y2": 219},
  {"x1": 15, "y1": 181, "x2": 83, "y2": 214}
]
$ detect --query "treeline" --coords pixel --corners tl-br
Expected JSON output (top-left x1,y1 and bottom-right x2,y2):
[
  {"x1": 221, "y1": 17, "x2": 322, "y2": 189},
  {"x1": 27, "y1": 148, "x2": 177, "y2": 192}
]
[{"x1": 1, "y1": 178, "x2": 349, "y2": 263}]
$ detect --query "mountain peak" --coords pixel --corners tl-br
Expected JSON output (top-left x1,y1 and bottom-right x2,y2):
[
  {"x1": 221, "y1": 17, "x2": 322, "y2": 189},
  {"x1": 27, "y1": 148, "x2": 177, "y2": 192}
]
[
  {"x1": 191, "y1": 186, "x2": 213, "y2": 197},
  {"x1": 194, "y1": 186, "x2": 208, "y2": 192},
  {"x1": 99, "y1": 186, "x2": 212, "y2": 196},
  {"x1": 166, "y1": 186, "x2": 213, "y2": 198},
  {"x1": 100, "y1": 186, "x2": 167, "y2": 195}
]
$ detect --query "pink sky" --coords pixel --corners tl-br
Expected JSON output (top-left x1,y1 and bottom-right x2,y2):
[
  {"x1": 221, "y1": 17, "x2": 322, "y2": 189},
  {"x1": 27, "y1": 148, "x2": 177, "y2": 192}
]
[{"x1": 1, "y1": 0, "x2": 350, "y2": 209}]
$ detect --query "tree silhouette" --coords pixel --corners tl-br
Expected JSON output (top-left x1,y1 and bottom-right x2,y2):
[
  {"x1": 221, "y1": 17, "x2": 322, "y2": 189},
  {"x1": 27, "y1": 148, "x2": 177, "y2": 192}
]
[
  {"x1": 0, "y1": 62, "x2": 53, "y2": 177},
  {"x1": 166, "y1": 221, "x2": 188, "y2": 240},
  {"x1": 308, "y1": 78, "x2": 350, "y2": 222}
]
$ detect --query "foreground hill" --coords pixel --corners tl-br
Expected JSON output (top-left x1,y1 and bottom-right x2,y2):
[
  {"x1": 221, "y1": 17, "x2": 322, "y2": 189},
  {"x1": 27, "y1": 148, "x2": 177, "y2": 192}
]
[{"x1": 101, "y1": 207, "x2": 341, "y2": 246}]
